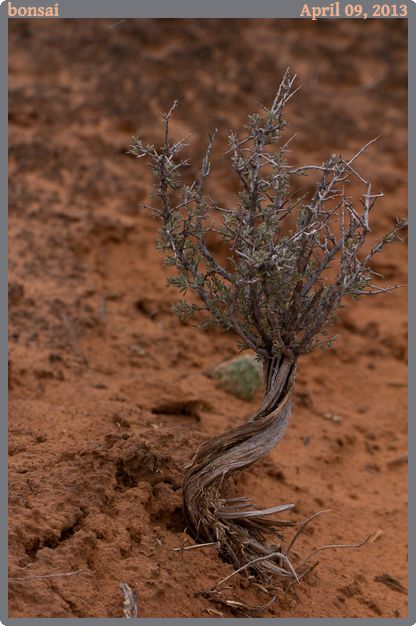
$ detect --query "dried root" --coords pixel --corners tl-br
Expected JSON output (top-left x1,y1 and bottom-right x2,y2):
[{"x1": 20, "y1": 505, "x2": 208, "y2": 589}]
[
  {"x1": 192, "y1": 508, "x2": 370, "y2": 616},
  {"x1": 203, "y1": 492, "x2": 298, "y2": 580}
]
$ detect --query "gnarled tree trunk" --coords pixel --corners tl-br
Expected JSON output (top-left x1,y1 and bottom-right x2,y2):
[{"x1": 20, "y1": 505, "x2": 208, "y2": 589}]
[{"x1": 183, "y1": 356, "x2": 298, "y2": 578}]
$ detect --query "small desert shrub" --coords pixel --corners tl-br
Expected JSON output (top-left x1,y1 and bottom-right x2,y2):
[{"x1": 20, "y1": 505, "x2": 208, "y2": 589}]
[{"x1": 129, "y1": 70, "x2": 406, "y2": 582}]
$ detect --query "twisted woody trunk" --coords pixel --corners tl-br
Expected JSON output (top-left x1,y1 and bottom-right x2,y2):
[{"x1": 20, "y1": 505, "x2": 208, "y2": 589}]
[{"x1": 183, "y1": 356, "x2": 298, "y2": 577}]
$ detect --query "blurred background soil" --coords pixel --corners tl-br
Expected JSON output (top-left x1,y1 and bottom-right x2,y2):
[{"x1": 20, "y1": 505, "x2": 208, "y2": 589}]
[{"x1": 8, "y1": 18, "x2": 408, "y2": 618}]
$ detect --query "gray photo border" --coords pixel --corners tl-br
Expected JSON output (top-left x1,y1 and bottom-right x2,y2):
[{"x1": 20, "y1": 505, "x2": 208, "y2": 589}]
[{"x1": 4, "y1": 1, "x2": 413, "y2": 624}]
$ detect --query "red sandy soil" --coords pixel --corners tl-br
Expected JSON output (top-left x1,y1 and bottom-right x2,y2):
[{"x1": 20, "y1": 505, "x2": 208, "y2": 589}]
[{"x1": 8, "y1": 18, "x2": 408, "y2": 618}]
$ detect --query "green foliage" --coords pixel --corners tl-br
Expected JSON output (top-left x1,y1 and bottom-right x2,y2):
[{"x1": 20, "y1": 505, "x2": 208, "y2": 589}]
[
  {"x1": 209, "y1": 355, "x2": 263, "y2": 401},
  {"x1": 129, "y1": 70, "x2": 407, "y2": 364}
]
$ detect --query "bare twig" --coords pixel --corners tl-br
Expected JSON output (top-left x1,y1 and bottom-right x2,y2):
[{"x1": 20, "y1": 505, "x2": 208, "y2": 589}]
[
  {"x1": 173, "y1": 541, "x2": 220, "y2": 552},
  {"x1": 108, "y1": 19, "x2": 125, "y2": 29},
  {"x1": 120, "y1": 582, "x2": 138, "y2": 618},
  {"x1": 387, "y1": 453, "x2": 408, "y2": 465},
  {"x1": 217, "y1": 503, "x2": 295, "y2": 520},
  {"x1": 99, "y1": 300, "x2": 107, "y2": 323},
  {"x1": 387, "y1": 381, "x2": 407, "y2": 387},
  {"x1": 374, "y1": 574, "x2": 408, "y2": 594},
  {"x1": 369, "y1": 529, "x2": 383, "y2": 543},
  {"x1": 287, "y1": 560, "x2": 320, "y2": 590},
  {"x1": 287, "y1": 510, "x2": 331, "y2": 553},
  {"x1": 61, "y1": 313, "x2": 86, "y2": 363},
  {"x1": 203, "y1": 592, "x2": 277, "y2": 617},
  {"x1": 205, "y1": 607, "x2": 224, "y2": 617},
  {"x1": 297, "y1": 535, "x2": 371, "y2": 570},
  {"x1": 212, "y1": 552, "x2": 298, "y2": 591},
  {"x1": 8, "y1": 569, "x2": 91, "y2": 581}
]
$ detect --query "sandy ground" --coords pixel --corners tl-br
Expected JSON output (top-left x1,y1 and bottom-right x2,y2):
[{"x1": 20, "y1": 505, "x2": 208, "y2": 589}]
[{"x1": 8, "y1": 18, "x2": 408, "y2": 618}]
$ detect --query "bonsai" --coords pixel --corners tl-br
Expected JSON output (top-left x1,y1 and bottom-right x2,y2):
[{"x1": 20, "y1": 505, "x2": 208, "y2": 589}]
[{"x1": 129, "y1": 70, "x2": 406, "y2": 582}]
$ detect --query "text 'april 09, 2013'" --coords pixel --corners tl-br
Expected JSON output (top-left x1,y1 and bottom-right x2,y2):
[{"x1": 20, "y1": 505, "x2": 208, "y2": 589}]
[{"x1": 300, "y1": 2, "x2": 408, "y2": 19}]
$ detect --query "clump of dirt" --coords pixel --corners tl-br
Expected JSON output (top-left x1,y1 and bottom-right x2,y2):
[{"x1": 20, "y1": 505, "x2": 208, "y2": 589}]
[{"x1": 8, "y1": 18, "x2": 407, "y2": 618}]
